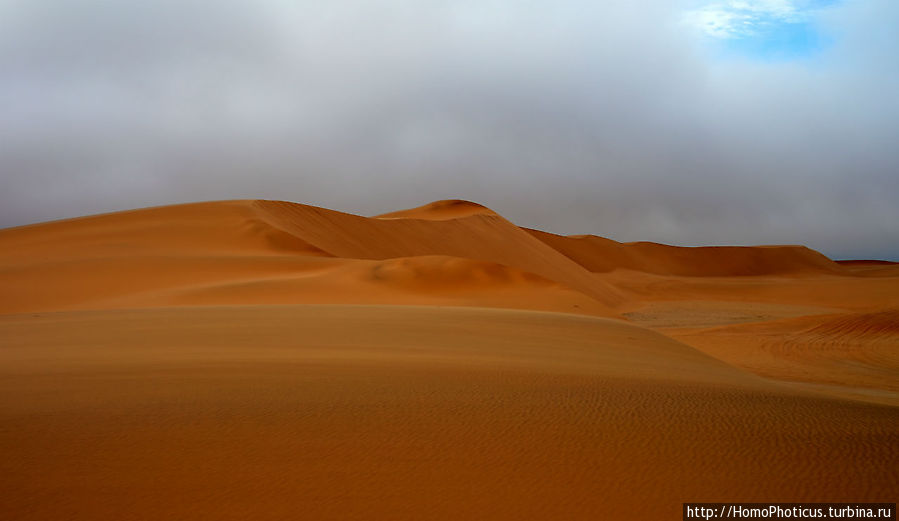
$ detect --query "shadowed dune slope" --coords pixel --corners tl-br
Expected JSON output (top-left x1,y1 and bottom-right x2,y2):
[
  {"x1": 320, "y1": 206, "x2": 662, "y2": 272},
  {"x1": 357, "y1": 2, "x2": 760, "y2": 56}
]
[
  {"x1": 835, "y1": 260, "x2": 899, "y2": 277},
  {"x1": 526, "y1": 228, "x2": 847, "y2": 276},
  {"x1": 0, "y1": 200, "x2": 622, "y2": 314}
]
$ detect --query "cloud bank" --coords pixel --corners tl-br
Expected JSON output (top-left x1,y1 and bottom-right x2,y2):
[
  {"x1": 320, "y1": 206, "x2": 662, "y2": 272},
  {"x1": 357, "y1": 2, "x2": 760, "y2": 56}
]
[{"x1": 0, "y1": 0, "x2": 897, "y2": 259}]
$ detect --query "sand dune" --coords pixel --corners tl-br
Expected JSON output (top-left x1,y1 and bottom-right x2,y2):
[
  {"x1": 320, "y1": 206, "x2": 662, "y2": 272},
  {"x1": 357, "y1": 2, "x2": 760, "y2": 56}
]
[
  {"x1": 669, "y1": 310, "x2": 899, "y2": 403},
  {"x1": 1, "y1": 198, "x2": 868, "y2": 315},
  {"x1": 527, "y1": 228, "x2": 847, "y2": 276},
  {"x1": 836, "y1": 259, "x2": 899, "y2": 277},
  {"x1": 2, "y1": 306, "x2": 897, "y2": 521},
  {"x1": 613, "y1": 262, "x2": 899, "y2": 406},
  {"x1": 374, "y1": 199, "x2": 499, "y2": 220},
  {"x1": 610, "y1": 268, "x2": 899, "y2": 312},
  {"x1": 254, "y1": 200, "x2": 623, "y2": 308},
  {"x1": 1, "y1": 199, "x2": 897, "y2": 520},
  {"x1": 0, "y1": 200, "x2": 621, "y2": 314}
]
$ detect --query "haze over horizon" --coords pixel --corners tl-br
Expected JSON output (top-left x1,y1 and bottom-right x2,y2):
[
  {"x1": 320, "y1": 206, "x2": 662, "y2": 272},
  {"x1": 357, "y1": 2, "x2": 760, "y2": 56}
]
[{"x1": 1, "y1": 0, "x2": 897, "y2": 260}]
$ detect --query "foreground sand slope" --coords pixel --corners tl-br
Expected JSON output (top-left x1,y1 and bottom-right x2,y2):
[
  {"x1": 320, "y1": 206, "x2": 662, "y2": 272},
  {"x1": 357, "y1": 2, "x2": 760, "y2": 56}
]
[{"x1": 1, "y1": 305, "x2": 896, "y2": 521}]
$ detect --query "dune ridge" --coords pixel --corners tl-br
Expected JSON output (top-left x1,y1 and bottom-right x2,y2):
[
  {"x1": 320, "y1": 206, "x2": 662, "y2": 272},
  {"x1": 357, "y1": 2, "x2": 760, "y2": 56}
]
[
  {"x1": 0, "y1": 199, "x2": 621, "y2": 314},
  {"x1": 253, "y1": 200, "x2": 624, "y2": 307},
  {"x1": 374, "y1": 199, "x2": 498, "y2": 220},
  {"x1": 526, "y1": 228, "x2": 847, "y2": 276},
  {"x1": 2, "y1": 197, "x2": 867, "y2": 315}
]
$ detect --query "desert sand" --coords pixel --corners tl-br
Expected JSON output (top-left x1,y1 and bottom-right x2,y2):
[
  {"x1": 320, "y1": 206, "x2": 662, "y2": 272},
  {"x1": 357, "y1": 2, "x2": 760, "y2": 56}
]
[{"x1": 1, "y1": 199, "x2": 897, "y2": 520}]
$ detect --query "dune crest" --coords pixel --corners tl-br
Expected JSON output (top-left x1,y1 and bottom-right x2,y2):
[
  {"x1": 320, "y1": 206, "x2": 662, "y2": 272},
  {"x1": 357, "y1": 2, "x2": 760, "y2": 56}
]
[
  {"x1": 526, "y1": 228, "x2": 847, "y2": 276},
  {"x1": 374, "y1": 199, "x2": 498, "y2": 220}
]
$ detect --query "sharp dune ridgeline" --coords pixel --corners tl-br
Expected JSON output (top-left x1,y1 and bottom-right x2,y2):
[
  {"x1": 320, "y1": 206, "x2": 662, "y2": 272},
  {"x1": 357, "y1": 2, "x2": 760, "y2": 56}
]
[{"x1": 1, "y1": 199, "x2": 897, "y2": 520}]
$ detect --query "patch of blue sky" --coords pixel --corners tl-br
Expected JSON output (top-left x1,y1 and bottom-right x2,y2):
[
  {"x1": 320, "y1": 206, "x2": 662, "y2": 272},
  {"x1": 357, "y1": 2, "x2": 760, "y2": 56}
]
[
  {"x1": 720, "y1": 18, "x2": 832, "y2": 60},
  {"x1": 685, "y1": 0, "x2": 842, "y2": 61}
]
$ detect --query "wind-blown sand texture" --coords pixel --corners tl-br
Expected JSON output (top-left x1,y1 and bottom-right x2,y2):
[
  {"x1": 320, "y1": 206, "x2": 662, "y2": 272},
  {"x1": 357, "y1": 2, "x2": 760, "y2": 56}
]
[{"x1": 1, "y1": 200, "x2": 897, "y2": 520}]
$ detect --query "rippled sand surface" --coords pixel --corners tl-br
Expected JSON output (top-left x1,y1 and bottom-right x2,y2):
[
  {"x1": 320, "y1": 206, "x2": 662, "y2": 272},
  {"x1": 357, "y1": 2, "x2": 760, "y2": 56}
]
[{"x1": 2, "y1": 306, "x2": 897, "y2": 520}]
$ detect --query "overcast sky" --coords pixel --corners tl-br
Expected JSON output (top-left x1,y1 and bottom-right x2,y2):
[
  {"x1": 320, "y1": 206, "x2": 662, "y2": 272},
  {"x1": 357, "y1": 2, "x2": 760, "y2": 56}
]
[{"x1": 1, "y1": 0, "x2": 897, "y2": 259}]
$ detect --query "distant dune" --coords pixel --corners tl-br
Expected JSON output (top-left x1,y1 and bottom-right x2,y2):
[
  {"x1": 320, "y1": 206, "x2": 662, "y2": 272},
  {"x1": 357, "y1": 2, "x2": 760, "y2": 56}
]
[
  {"x1": 671, "y1": 309, "x2": 899, "y2": 401},
  {"x1": 375, "y1": 199, "x2": 499, "y2": 220},
  {"x1": 1, "y1": 199, "x2": 896, "y2": 520},
  {"x1": 526, "y1": 228, "x2": 846, "y2": 276}
]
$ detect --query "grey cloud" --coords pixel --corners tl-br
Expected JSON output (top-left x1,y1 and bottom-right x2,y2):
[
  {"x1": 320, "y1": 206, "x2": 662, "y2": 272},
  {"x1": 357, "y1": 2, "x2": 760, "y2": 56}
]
[{"x1": 0, "y1": 0, "x2": 897, "y2": 260}]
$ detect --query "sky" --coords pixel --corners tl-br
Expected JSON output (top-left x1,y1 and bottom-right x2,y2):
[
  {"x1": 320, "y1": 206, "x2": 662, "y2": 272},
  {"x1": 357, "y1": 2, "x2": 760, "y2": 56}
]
[{"x1": 1, "y1": 0, "x2": 897, "y2": 260}]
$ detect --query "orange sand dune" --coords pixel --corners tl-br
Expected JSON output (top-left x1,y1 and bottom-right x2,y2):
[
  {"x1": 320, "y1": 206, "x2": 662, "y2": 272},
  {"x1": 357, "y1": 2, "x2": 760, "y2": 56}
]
[
  {"x1": 615, "y1": 266, "x2": 899, "y2": 406},
  {"x1": 1, "y1": 198, "x2": 897, "y2": 520},
  {"x1": 668, "y1": 309, "x2": 899, "y2": 403},
  {"x1": 610, "y1": 268, "x2": 899, "y2": 313},
  {"x1": 837, "y1": 259, "x2": 898, "y2": 266},
  {"x1": 836, "y1": 259, "x2": 899, "y2": 277},
  {"x1": 375, "y1": 199, "x2": 499, "y2": 220},
  {"x1": 1, "y1": 306, "x2": 896, "y2": 521},
  {"x1": 0, "y1": 199, "x2": 870, "y2": 316},
  {"x1": 255, "y1": 200, "x2": 623, "y2": 307},
  {"x1": 0, "y1": 200, "x2": 621, "y2": 314},
  {"x1": 527, "y1": 228, "x2": 847, "y2": 276}
]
